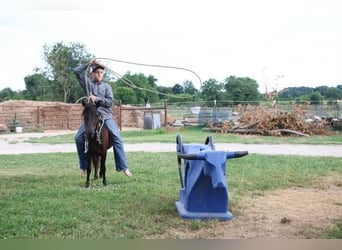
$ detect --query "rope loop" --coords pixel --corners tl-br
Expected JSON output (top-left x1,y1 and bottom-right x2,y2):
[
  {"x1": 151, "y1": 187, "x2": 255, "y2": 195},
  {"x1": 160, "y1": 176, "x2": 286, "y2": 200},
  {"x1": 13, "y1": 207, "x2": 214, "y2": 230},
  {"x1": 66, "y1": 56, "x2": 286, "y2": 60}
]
[{"x1": 85, "y1": 57, "x2": 203, "y2": 99}]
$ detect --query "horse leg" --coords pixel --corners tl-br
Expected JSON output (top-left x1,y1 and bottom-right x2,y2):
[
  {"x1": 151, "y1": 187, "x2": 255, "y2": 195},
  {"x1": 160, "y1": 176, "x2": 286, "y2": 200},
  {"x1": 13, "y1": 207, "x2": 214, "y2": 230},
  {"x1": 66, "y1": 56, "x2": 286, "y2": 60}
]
[
  {"x1": 85, "y1": 155, "x2": 92, "y2": 188},
  {"x1": 99, "y1": 154, "x2": 103, "y2": 178},
  {"x1": 101, "y1": 153, "x2": 107, "y2": 186},
  {"x1": 93, "y1": 155, "x2": 99, "y2": 180}
]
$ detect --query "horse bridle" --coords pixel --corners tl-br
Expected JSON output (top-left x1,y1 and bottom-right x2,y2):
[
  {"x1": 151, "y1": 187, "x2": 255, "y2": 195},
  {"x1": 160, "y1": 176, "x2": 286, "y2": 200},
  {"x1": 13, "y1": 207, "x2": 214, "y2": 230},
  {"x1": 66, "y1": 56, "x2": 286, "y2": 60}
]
[{"x1": 84, "y1": 116, "x2": 104, "y2": 153}]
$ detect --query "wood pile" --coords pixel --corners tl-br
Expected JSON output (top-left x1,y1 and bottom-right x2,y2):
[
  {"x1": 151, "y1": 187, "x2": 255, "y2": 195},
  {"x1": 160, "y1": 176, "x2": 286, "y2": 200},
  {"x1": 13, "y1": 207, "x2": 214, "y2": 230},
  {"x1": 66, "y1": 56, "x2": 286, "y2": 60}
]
[{"x1": 204, "y1": 104, "x2": 334, "y2": 136}]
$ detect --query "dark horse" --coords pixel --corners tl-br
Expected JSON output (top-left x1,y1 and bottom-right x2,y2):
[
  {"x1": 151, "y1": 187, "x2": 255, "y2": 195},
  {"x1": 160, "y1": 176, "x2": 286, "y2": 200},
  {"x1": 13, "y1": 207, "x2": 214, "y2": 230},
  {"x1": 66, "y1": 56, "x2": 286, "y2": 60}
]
[{"x1": 82, "y1": 101, "x2": 112, "y2": 188}]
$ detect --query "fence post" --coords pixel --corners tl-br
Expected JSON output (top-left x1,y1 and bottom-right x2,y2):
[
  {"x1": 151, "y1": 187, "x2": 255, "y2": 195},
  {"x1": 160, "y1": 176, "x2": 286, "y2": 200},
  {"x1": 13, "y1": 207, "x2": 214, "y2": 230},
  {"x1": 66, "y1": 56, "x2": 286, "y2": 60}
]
[{"x1": 164, "y1": 99, "x2": 168, "y2": 127}]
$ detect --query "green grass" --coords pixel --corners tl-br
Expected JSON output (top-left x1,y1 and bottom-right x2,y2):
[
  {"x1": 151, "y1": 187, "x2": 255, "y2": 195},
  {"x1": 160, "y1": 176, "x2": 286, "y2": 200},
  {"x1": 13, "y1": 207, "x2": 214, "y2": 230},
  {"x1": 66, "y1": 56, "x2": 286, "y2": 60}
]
[
  {"x1": 25, "y1": 127, "x2": 342, "y2": 145},
  {"x1": 326, "y1": 220, "x2": 342, "y2": 239},
  {"x1": 0, "y1": 152, "x2": 341, "y2": 239}
]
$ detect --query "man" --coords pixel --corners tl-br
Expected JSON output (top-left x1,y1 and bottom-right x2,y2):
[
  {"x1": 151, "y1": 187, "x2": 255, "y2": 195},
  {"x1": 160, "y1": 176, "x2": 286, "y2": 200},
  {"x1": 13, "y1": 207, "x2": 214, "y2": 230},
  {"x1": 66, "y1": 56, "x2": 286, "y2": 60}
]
[{"x1": 73, "y1": 60, "x2": 132, "y2": 177}]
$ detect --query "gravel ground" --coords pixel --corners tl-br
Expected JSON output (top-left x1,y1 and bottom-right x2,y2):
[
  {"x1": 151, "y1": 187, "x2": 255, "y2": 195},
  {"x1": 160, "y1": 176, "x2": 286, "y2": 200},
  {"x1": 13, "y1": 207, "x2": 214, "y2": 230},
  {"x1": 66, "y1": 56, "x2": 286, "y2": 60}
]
[{"x1": 1, "y1": 131, "x2": 342, "y2": 157}]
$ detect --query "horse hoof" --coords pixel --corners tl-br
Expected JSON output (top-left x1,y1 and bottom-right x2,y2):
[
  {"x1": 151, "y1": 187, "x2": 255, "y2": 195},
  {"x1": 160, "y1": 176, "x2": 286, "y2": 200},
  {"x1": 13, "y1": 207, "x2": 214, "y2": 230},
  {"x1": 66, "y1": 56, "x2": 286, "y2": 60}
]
[
  {"x1": 103, "y1": 181, "x2": 107, "y2": 186},
  {"x1": 85, "y1": 183, "x2": 90, "y2": 188},
  {"x1": 94, "y1": 176, "x2": 98, "y2": 180}
]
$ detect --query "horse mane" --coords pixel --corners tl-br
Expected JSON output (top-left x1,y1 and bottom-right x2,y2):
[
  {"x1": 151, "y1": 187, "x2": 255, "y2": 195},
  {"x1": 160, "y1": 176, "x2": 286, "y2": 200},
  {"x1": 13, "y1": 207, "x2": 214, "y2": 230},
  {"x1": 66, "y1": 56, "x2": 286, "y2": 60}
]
[{"x1": 82, "y1": 102, "x2": 100, "y2": 134}]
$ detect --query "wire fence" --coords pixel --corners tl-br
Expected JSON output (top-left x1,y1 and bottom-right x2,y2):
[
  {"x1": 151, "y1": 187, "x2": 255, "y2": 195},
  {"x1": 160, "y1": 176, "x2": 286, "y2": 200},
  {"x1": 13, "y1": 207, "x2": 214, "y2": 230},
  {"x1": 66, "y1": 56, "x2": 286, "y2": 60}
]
[
  {"x1": 167, "y1": 102, "x2": 342, "y2": 119},
  {"x1": 0, "y1": 100, "x2": 341, "y2": 132}
]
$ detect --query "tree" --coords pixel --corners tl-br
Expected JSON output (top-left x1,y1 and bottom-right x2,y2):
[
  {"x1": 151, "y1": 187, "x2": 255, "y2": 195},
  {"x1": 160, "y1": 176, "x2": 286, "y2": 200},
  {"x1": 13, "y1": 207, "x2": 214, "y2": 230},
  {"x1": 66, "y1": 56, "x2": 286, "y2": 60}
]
[
  {"x1": 200, "y1": 78, "x2": 224, "y2": 103},
  {"x1": 224, "y1": 76, "x2": 260, "y2": 104},
  {"x1": 183, "y1": 80, "x2": 198, "y2": 95},
  {"x1": 114, "y1": 87, "x2": 137, "y2": 104},
  {"x1": 315, "y1": 86, "x2": 342, "y2": 100},
  {"x1": 42, "y1": 42, "x2": 93, "y2": 102},
  {"x1": 114, "y1": 72, "x2": 159, "y2": 105},
  {"x1": 309, "y1": 91, "x2": 323, "y2": 105},
  {"x1": 24, "y1": 73, "x2": 53, "y2": 101},
  {"x1": 278, "y1": 86, "x2": 314, "y2": 100},
  {"x1": 147, "y1": 75, "x2": 158, "y2": 88},
  {"x1": 0, "y1": 88, "x2": 16, "y2": 102},
  {"x1": 167, "y1": 93, "x2": 193, "y2": 103},
  {"x1": 156, "y1": 86, "x2": 173, "y2": 100},
  {"x1": 172, "y1": 83, "x2": 184, "y2": 94}
]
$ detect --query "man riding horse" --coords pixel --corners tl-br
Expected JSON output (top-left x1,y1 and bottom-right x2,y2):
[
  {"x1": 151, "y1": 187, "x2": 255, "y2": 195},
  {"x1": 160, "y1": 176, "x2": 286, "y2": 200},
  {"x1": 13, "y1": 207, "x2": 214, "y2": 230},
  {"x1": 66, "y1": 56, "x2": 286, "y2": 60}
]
[{"x1": 73, "y1": 59, "x2": 132, "y2": 178}]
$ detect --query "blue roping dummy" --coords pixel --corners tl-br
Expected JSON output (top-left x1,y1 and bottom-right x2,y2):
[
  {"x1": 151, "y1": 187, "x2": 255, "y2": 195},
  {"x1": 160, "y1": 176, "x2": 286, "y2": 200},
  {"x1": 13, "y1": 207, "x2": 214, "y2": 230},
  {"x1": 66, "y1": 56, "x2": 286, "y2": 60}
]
[{"x1": 175, "y1": 135, "x2": 248, "y2": 220}]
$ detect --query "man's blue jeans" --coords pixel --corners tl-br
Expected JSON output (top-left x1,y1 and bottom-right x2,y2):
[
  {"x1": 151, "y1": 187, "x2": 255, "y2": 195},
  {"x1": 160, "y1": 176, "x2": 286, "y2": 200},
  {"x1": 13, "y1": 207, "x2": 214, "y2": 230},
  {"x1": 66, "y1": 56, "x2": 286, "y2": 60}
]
[{"x1": 75, "y1": 118, "x2": 129, "y2": 172}]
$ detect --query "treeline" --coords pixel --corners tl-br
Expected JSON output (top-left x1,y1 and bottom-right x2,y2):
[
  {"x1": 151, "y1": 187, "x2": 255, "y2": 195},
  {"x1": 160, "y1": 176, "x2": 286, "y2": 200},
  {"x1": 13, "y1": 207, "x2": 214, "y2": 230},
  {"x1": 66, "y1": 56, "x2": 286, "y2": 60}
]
[
  {"x1": 278, "y1": 86, "x2": 342, "y2": 104},
  {"x1": 0, "y1": 41, "x2": 341, "y2": 105}
]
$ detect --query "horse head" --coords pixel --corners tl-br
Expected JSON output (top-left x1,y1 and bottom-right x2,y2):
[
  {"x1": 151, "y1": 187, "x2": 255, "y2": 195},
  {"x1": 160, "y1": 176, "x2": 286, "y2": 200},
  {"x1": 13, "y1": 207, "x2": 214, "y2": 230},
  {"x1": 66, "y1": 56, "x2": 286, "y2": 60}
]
[{"x1": 82, "y1": 100, "x2": 101, "y2": 139}]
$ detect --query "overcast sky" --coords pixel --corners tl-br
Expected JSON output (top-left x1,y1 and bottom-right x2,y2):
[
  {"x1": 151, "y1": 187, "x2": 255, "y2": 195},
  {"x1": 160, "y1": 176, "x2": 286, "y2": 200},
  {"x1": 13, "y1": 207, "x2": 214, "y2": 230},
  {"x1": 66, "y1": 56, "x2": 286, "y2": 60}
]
[{"x1": 1, "y1": 0, "x2": 341, "y2": 93}]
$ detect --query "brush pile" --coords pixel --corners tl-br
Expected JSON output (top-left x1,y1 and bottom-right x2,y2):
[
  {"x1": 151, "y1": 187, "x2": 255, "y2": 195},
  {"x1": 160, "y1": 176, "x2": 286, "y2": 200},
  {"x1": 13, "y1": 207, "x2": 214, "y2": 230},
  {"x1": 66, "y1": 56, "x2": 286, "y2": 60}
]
[{"x1": 205, "y1": 104, "x2": 334, "y2": 136}]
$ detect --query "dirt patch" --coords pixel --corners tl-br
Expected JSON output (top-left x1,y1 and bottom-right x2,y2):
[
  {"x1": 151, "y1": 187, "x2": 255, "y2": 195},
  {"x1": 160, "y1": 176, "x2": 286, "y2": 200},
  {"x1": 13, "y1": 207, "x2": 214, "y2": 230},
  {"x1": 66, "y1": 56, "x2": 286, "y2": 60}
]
[{"x1": 151, "y1": 175, "x2": 342, "y2": 239}]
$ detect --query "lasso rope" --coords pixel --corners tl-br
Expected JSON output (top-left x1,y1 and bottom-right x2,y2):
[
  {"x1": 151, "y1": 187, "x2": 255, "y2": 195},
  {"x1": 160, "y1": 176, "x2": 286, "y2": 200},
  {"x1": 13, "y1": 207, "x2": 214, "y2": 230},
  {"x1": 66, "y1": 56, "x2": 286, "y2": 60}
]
[
  {"x1": 75, "y1": 96, "x2": 88, "y2": 104},
  {"x1": 86, "y1": 57, "x2": 203, "y2": 99}
]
